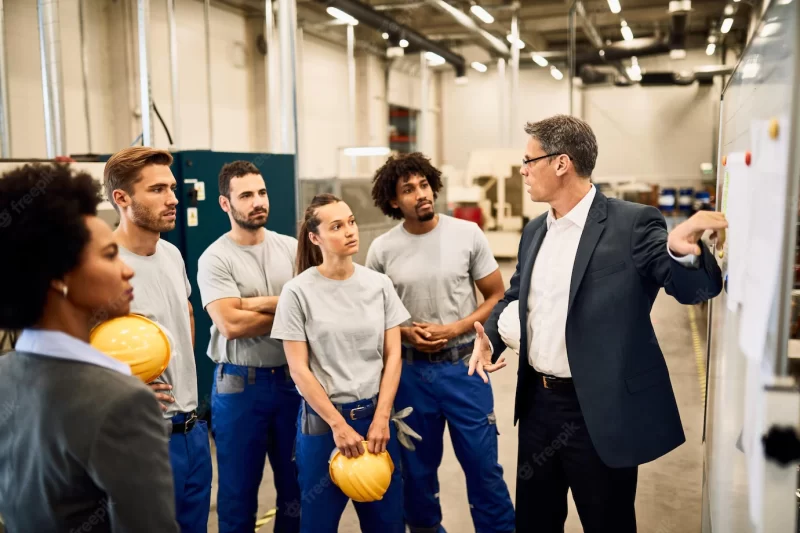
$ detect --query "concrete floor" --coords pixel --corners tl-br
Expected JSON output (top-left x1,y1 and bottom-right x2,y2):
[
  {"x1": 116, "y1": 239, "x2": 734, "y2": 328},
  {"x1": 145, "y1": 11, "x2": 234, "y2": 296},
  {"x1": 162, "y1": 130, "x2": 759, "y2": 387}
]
[{"x1": 206, "y1": 260, "x2": 708, "y2": 533}]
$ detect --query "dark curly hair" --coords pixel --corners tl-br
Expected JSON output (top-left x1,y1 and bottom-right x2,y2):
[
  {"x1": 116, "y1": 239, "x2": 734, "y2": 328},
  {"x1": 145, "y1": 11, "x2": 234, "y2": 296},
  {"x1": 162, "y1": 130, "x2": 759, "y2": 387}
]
[
  {"x1": 0, "y1": 164, "x2": 102, "y2": 329},
  {"x1": 219, "y1": 160, "x2": 261, "y2": 198},
  {"x1": 371, "y1": 152, "x2": 442, "y2": 220}
]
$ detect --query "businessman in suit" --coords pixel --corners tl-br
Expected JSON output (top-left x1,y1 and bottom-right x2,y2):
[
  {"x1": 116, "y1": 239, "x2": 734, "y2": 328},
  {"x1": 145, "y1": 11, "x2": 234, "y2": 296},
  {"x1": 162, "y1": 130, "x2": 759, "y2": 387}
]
[{"x1": 468, "y1": 114, "x2": 726, "y2": 532}]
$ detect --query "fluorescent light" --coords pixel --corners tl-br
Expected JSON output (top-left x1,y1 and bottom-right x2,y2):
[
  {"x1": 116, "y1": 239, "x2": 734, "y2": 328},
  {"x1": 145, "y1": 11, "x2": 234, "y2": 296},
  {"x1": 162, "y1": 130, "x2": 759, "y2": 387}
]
[
  {"x1": 550, "y1": 65, "x2": 563, "y2": 80},
  {"x1": 506, "y1": 34, "x2": 526, "y2": 49},
  {"x1": 706, "y1": 43, "x2": 716, "y2": 55},
  {"x1": 425, "y1": 52, "x2": 446, "y2": 66},
  {"x1": 724, "y1": 4, "x2": 735, "y2": 15},
  {"x1": 326, "y1": 6, "x2": 358, "y2": 25},
  {"x1": 607, "y1": 0, "x2": 621, "y2": 13},
  {"x1": 399, "y1": 39, "x2": 409, "y2": 48},
  {"x1": 470, "y1": 5, "x2": 495, "y2": 24},
  {"x1": 531, "y1": 54, "x2": 548, "y2": 67},
  {"x1": 382, "y1": 32, "x2": 389, "y2": 39},
  {"x1": 721, "y1": 17, "x2": 733, "y2": 33},
  {"x1": 343, "y1": 147, "x2": 391, "y2": 157},
  {"x1": 620, "y1": 20, "x2": 633, "y2": 41},
  {"x1": 471, "y1": 61, "x2": 488, "y2": 73},
  {"x1": 670, "y1": 49, "x2": 686, "y2": 59},
  {"x1": 627, "y1": 56, "x2": 642, "y2": 81}
]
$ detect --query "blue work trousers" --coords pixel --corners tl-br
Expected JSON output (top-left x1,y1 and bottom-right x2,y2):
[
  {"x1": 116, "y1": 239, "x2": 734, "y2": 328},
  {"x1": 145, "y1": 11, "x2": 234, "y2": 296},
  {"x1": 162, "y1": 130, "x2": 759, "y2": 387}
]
[
  {"x1": 394, "y1": 354, "x2": 516, "y2": 533},
  {"x1": 211, "y1": 363, "x2": 302, "y2": 533},
  {"x1": 293, "y1": 398, "x2": 405, "y2": 533},
  {"x1": 169, "y1": 412, "x2": 213, "y2": 533}
]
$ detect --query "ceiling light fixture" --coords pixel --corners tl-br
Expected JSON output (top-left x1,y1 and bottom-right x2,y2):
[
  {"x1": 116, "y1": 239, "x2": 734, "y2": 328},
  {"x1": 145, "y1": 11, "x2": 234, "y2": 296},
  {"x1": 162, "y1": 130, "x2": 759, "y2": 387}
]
[
  {"x1": 506, "y1": 34, "x2": 526, "y2": 49},
  {"x1": 425, "y1": 51, "x2": 446, "y2": 66},
  {"x1": 470, "y1": 5, "x2": 495, "y2": 24},
  {"x1": 471, "y1": 61, "x2": 488, "y2": 72},
  {"x1": 399, "y1": 38, "x2": 409, "y2": 47},
  {"x1": 531, "y1": 54, "x2": 548, "y2": 67},
  {"x1": 607, "y1": 0, "x2": 622, "y2": 13},
  {"x1": 382, "y1": 32, "x2": 389, "y2": 39},
  {"x1": 721, "y1": 17, "x2": 734, "y2": 33},
  {"x1": 326, "y1": 6, "x2": 358, "y2": 25},
  {"x1": 550, "y1": 65, "x2": 563, "y2": 80},
  {"x1": 706, "y1": 43, "x2": 716, "y2": 55},
  {"x1": 620, "y1": 20, "x2": 634, "y2": 41}
]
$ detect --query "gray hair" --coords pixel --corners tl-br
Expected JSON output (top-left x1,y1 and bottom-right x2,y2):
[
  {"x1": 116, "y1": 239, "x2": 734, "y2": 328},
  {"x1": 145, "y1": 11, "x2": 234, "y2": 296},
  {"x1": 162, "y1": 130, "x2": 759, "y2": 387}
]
[{"x1": 524, "y1": 115, "x2": 598, "y2": 177}]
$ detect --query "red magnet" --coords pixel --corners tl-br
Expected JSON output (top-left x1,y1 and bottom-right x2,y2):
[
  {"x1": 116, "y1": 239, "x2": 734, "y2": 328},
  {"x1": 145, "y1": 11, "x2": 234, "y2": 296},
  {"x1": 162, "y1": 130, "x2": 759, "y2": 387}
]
[{"x1": 745, "y1": 151, "x2": 751, "y2": 166}]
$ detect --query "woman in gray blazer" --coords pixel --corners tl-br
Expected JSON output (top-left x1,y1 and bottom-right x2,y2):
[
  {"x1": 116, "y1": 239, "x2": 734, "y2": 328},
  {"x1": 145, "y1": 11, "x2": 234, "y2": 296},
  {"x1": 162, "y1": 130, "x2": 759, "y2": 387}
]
[{"x1": 0, "y1": 163, "x2": 180, "y2": 533}]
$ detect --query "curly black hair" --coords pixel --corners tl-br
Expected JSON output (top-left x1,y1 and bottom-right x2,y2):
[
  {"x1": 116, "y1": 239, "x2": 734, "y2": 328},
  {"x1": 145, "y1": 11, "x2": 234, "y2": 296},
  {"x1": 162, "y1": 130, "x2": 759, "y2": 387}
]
[
  {"x1": 0, "y1": 164, "x2": 102, "y2": 330},
  {"x1": 371, "y1": 152, "x2": 443, "y2": 220}
]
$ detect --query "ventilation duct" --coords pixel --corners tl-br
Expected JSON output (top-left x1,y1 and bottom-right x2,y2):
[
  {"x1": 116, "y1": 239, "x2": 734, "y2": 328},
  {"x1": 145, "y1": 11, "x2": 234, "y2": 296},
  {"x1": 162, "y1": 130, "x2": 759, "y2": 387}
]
[{"x1": 316, "y1": 0, "x2": 466, "y2": 77}]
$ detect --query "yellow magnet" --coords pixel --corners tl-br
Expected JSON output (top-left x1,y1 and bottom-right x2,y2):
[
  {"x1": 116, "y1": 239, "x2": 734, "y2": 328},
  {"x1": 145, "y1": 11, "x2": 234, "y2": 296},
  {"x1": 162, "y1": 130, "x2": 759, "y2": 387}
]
[{"x1": 769, "y1": 118, "x2": 780, "y2": 139}]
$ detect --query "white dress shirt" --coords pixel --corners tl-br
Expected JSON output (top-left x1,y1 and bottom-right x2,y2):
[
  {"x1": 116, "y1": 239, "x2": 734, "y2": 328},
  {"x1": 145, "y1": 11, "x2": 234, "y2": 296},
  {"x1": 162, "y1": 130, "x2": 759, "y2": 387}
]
[
  {"x1": 14, "y1": 329, "x2": 132, "y2": 376},
  {"x1": 524, "y1": 185, "x2": 697, "y2": 377}
]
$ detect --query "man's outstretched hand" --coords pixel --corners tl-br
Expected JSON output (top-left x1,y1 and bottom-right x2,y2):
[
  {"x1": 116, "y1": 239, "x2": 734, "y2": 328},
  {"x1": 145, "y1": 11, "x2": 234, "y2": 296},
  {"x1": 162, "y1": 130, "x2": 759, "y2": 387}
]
[
  {"x1": 667, "y1": 211, "x2": 728, "y2": 257},
  {"x1": 468, "y1": 321, "x2": 506, "y2": 383}
]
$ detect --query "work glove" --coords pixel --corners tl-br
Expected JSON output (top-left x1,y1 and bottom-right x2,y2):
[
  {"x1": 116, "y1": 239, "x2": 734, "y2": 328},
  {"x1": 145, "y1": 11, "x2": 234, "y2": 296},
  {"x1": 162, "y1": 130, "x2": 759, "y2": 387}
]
[{"x1": 391, "y1": 407, "x2": 423, "y2": 451}]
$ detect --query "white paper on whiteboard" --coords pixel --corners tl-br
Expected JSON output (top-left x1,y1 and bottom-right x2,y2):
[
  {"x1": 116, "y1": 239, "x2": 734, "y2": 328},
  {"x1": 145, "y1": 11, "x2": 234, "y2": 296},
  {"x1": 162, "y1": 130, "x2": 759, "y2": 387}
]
[
  {"x1": 739, "y1": 117, "x2": 789, "y2": 361},
  {"x1": 724, "y1": 153, "x2": 752, "y2": 311}
]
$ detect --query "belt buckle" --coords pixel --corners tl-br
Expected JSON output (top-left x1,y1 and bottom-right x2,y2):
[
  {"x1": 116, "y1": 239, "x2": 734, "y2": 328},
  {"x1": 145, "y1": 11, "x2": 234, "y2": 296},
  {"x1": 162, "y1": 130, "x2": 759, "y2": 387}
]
[
  {"x1": 184, "y1": 411, "x2": 197, "y2": 433},
  {"x1": 542, "y1": 375, "x2": 549, "y2": 389},
  {"x1": 349, "y1": 405, "x2": 367, "y2": 420}
]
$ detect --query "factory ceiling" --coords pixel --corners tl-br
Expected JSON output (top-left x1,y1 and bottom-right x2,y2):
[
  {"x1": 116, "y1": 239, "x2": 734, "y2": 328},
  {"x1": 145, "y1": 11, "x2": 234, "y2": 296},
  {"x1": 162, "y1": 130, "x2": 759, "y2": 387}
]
[{"x1": 211, "y1": 0, "x2": 752, "y2": 68}]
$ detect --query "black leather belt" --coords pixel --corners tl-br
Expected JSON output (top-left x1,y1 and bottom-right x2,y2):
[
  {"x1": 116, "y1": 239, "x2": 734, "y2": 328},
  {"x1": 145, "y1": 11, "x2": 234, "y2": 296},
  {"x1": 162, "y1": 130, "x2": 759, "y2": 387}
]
[
  {"x1": 404, "y1": 341, "x2": 474, "y2": 363},
  {"x1": 535, "y1": 371, "x2": 574, "y2": 391},
  {"x1": 171, "y1": 411, "x2": 198, "y2": 434}
]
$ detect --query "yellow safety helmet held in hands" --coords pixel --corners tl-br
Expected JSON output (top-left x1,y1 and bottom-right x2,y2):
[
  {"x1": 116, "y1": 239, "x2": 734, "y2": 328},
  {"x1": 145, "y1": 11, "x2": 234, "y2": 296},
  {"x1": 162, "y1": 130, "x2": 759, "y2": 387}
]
[
  {"x1": 329, "y1": 442, "x2": 394, "y2": 502},
  {"x1": 90, "y1": 314, "x2": 171, "y2": 383}
]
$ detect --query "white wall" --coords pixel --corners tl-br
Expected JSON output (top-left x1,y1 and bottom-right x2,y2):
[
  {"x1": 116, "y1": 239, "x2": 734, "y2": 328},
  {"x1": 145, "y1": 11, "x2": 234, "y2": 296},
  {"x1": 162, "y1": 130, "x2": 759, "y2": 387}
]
[
  {"x1": 440, "y1": 49, "x2": 723, "y2": 187},
  {"x1": 7, "y1": 0, "x2": 260, "y2": 158},
  {"x1": 441, "y1": 65, "x2": 571, "y2": 167},
  {"x1": 7, "y1": 0, "x2": 440, "y2": 181}
]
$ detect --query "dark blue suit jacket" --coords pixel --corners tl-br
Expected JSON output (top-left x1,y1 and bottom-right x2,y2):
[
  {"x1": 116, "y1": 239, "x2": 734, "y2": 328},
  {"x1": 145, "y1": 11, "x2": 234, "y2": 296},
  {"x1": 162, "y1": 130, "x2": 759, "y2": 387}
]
[{"x1": 483, "y1": 191, "x2": 722, "y2": 468}]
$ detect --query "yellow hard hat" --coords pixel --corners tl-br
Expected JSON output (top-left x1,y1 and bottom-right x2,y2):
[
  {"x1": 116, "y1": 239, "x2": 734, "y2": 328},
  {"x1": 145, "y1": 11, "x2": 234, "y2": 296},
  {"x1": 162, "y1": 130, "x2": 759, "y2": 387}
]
[
  {"x1": 89, "y1": 314, "x2": 171, "y2": 383},
  {"x1": 329, "y1": 442, "x2": 394, "y2": 502}
]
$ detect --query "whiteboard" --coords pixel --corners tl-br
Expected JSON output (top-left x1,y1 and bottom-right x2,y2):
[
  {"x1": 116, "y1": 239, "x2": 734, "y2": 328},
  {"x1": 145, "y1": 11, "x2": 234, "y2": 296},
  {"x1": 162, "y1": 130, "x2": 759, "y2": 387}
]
[{"x1": 702, "y1": 0, "x2": 800, "y2": 531}]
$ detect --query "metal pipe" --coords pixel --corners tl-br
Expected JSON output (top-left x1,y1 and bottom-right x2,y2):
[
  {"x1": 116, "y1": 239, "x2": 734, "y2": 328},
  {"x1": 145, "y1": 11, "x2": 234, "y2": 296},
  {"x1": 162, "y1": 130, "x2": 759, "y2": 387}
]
[
  {"x1": 266, "y1": 0, "x2": 280, "y2": 151},
  {"x1": 568, "y1": 3, "x2": 575, "y2": 115},
  {"x1": 347, "y1": 23, "x2": 355, "y2": 148},
  {"x1": 419, "y1": 53, "x2": 429, "y2": 155},
  {"x1": 0, "y1": 0, "x2": 11, "y2": 157},
  {"x1": 37, "y1": 0, "x2": 67, "y2": 157},
  {"x1": 278, "y1": 0, "x2": 300, "y2": 220},
  {"x1": 317, "y1": 0, "x2": 466, "y2": 77},
  {"x1": 497, "y1": 58, "x2": 506, "y2": 147},
  {"x1": 78, "y1": 0, "x2": 92, "y2": 153},
  {"x1": 137, "y1": 0, "x2": 153, "y2": 146},
  {"x1": 204, "y1": 0, "x2": 213, "y2": 149},
  {"x1": 509, "y1": 10, "x2": 519, "y2": 148},
  {"x1": 424, "y1": 0, "x2": 509, "y2": 56},
  {"x1": 167, "y1": 0, "x2": 180, "y2": 149}
]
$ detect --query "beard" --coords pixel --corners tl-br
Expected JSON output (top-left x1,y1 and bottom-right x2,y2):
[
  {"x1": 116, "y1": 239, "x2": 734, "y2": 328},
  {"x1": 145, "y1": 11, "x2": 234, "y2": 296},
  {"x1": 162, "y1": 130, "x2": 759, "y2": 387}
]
[
  {"x1": 415, "y1": 201, "x2": 435, "y2": 222},
  {"x1": 232, "y1": 204, "x2": 268, "y2": 231},
  {"x1": 130, "y1": 200, "x2": 175, "y2": 233}
]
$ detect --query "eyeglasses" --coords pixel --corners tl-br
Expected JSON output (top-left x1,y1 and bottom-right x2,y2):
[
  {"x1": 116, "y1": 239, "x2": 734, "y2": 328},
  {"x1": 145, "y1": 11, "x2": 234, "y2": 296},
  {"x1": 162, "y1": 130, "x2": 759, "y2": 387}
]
[{"x1": 522, "y1": 153, "x2": 568, "y2": 167}]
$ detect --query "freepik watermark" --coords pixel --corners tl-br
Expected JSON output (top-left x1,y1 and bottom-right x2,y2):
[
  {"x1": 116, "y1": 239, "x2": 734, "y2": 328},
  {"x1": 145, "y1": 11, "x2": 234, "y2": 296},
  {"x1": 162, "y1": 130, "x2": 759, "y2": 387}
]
[
  {"x1": 518, "y1": 421, "x2": 580, "y2": 480},
  {"x1": 0, "y1": 173, "x2": 56, "y2": 228},
  {"x1": 68, "y1": 498, "x2": 111, "y2": 533}
]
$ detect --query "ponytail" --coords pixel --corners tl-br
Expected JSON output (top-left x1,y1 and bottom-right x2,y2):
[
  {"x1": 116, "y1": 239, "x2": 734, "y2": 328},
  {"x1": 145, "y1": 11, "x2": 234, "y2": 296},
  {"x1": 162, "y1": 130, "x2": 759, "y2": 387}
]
[{"x1": 296, "y1": 193, "x2": 341, "y2": 273}]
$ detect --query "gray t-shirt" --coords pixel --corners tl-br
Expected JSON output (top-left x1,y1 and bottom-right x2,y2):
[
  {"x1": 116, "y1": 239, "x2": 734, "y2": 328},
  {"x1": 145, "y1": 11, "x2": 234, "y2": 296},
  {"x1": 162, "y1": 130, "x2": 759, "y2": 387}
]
[
  {"x1": 270, "y1": 264, "x2": 410, "y2": 404},
  {"x1": 197, "y1": 231, "x2": 298, "y2": 368},
  {"x1": 366, "y1": 214, "x2": 498, "y2": 348},
  {"x1": 119, "y1": 240, "x2": 198, "y2": 419}
]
